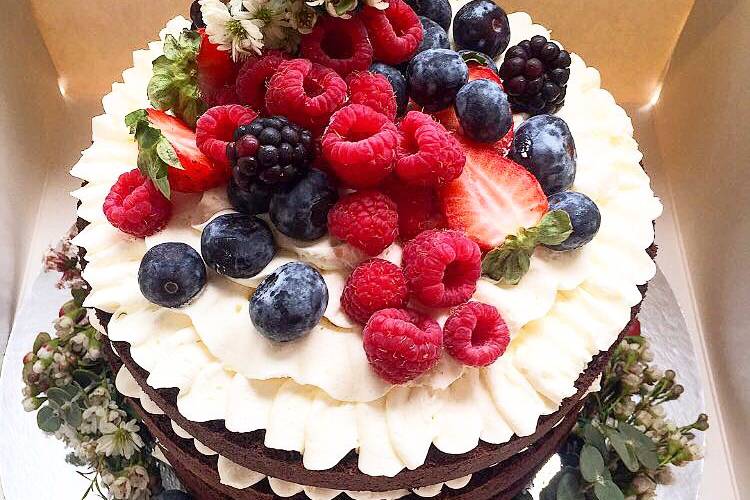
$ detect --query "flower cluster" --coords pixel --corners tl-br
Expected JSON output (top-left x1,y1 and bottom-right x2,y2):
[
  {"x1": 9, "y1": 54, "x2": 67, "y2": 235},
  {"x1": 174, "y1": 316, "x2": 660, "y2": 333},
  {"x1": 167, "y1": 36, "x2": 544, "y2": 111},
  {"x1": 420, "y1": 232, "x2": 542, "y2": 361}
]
[{"x1": 42, "y1": 225, "x2": 86, "y2": 290}]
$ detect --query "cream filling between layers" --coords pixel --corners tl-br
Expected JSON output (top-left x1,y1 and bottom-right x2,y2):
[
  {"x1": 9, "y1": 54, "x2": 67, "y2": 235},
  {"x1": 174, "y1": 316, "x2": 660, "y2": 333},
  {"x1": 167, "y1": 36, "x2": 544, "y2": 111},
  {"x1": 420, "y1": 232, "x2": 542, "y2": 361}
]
[{"x1": 73, "y1": 12, "x2": 662, "y2": 477}]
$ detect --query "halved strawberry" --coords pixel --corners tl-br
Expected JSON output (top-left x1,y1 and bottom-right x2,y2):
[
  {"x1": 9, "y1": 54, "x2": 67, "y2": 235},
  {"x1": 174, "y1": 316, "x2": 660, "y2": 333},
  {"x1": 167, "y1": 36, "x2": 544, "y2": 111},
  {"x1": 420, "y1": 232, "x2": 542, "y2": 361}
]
[
  {"x1": 468, "y1": 64, "x2": 503, "y2": 86},
  {"x1": 197, "y1": 29, "x2": 240, "y2": 107},
  {"x1": 440, "y1": 138, "x2": 548, "y2": 250},
  {"x1": 146, "y1": 109, "x2": 229, "y2": 193}
]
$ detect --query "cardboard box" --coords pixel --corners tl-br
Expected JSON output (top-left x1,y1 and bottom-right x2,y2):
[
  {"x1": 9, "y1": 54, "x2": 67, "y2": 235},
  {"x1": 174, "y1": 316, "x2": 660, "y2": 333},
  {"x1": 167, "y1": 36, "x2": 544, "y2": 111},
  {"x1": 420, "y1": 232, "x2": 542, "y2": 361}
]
[{"x1": 0, "y1": 0, "x2": 743, "y2": 497}]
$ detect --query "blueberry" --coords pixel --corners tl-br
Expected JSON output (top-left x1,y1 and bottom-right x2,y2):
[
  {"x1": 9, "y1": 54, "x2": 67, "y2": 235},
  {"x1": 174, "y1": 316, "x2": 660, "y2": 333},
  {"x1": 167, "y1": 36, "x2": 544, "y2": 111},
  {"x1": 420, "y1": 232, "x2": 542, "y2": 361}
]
[
  {"x1": 404, "y1": 0, "x2": 451, "y2": 31},
  {"x1": 138, "y1": 243, "x2": 207, "y2": 308},
  {"x1": 454, "y1": 79, "x2": 512, "y2": 143},
  {"x1": 155, "y1": 491, "x2": 192, "y2": 500},
  {"x1": 270, "y1": 169, "x2": 338, "y2": 241},
  {"x1": 407, "y1": 49, "x2": 468, "y2": 112},
  {"x1": 416, "y1": 17, "x2": 450, "y2": 54},
  {"x1": 544, "y1": 191, "x2": 601, "y2": 251},
  {"x1": 370, "y1": 63, "x2": 408, "y2": 116},
  {"x1": 458, "y1": 50, "x2": 499, "y2": 75},
  {"x1": 453, "y1": 0, "x2": 511, "y2": 58},
  {"x1": 512, "y1": 114, "x2": 577, "y2": 195},
  {"x1": 227, "y1": 178, "x2": 274, "y2": 215},
  {"x1": 201, "y1": 213, "x2": 276, "y2": 278},
  {"x1": 249, "y1": 262, "x2": 329, "y2": 342}
]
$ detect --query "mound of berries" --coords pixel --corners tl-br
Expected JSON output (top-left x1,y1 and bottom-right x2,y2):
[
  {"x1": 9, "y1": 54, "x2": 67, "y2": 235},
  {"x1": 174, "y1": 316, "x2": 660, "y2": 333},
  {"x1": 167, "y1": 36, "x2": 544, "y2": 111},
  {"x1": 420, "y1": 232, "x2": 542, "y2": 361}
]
[
  {"x1": 104, "y1": 169, "x2": 172, "y2": 238},
  {"x1": 342, "y1": 259, "x2": 409, "y2": 324},
  {"x1": 328, "y1": 190, "x2": 399, "y2": 256}
]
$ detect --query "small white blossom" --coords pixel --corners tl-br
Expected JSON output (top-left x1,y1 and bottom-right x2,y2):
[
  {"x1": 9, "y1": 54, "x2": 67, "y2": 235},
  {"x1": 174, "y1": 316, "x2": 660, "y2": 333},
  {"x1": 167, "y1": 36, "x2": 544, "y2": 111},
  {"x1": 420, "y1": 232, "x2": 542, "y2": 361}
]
[
  {"x1": 365, "y1": 0, "x2": 389, "y2": 9},
  {"x1": 32, "y1": 360, "x2": 45, "y2": 374},
  {"x1": 200, "y1": 0, "x2": 265, "y2": 59},
  {"x1": 96, "y1": 420, "x2": 144, "y2": 459}
]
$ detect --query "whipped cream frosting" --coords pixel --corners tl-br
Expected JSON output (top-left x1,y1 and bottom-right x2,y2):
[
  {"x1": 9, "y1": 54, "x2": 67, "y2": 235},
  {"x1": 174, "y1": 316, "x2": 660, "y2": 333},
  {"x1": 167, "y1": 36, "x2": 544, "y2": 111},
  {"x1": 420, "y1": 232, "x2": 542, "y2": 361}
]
[{"x1": 72, "y1": 10, "x2": 662, "y2": 479}]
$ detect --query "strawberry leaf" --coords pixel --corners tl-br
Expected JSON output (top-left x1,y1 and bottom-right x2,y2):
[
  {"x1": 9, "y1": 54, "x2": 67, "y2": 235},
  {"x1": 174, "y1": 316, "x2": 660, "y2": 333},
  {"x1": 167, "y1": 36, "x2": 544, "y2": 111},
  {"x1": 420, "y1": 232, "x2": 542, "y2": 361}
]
[
  {"x1": 124, "y1": 109, "x2": 178, "y2": 199},
  {"x1": 537, "y1": 209, "x2": 573, "y2": 246}
]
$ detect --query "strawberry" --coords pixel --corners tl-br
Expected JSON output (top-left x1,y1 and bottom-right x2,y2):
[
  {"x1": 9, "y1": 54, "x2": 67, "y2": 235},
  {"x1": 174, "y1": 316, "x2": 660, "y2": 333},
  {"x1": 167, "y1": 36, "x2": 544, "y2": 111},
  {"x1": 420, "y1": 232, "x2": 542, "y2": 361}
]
[
  {"x1": 467, "y1": 64, "x2": 503, "y2": 86},
  {"x1": 145, "y1": 109, "x2": 228, "y2": 193},
  {"x1": 440, "y1": 138, "x2": 548, "y2": 250},
  {"x1": 197, "y1": 28, "x2": 240, "y2": 106}
]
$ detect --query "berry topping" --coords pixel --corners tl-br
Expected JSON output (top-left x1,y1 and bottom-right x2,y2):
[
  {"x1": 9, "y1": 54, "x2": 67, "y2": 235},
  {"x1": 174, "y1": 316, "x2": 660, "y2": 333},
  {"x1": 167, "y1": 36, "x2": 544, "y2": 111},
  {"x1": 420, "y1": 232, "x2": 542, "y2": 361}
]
[
  {"x1": 236, "y1": 50, "x2": 289, "y2": 112},
  {"x1": 383, "y1": 180, "x2": 445, "y2": 241},
  {"x1": 321, "y1": 104, "x2": 400, "y2": 188},
  {"x1": 459, "y1": 50, "x2": 500, "y2": 75},
  {"x1": 416, "y1": 17, "x2": 450, "y2": 54},
  {"x1": 454, "y1": 79, "x2": 512, "y2": 143},
  {"x1": 328, "y1": 190, "x2": 399, "y2": 256},
  {"x1": 342, "y1": 259, "x2": 410, "y2": 324},
  {"x1": 370, "y1": 62, "x2": 409, "y2": 116},
  {"x1": 511, "y1": 114, "x2": 577, "y2": 195},
  {"x1": 270, "y1": 169, "x2": 339, "y2": 241},
  {"x1": 361, "y1": 0, "x2": 424, "y2": 65},
  {"x1": 201, "y1": 213, "x2": 276, "y2": 278},
  {"x1": 402, "y1": 229, "x2": 481, "y2": 308},
  {"x1": 395, "y1": 111, "x2": 465, "y2": 186},
  {"x1": 362, "y1": 308, "x2": 442, "y2": 384},
  {"x1": 500, "y1": 36, "x2": 571, "y2": 115},
  {"x1": 250, "y1": 262, "x2": 329, "y2": 342},
  {"x1": 407, "y1": 49, "x2": 468, "y2": 112},
  {"x1": 441, "y1": 138, "x2": 549, "y2": 250},
  {"x1": 232, "y1": 116, "x2": 315, "y2": 186},
  {"x1": 227, "y1": 178, "x2": 275, "y2": 215},
  {"x1": 197, "y1": 29, "x2": 240, "y2": 107},
  {"x1": 346, "y1": 71, "x2": 398, "y2": 121},
  {"x1": 404, "y1": 0, "x2": 452, "y2": 31},
  {"x1": 300, "y1": 16, "x2": 373, "y2": 77},
  {"x1": 138, "y1": 242, "x2": 207, "y2": 308},
  {"x1": 544, "y1": 191, "x2": 601, "y2": 251},
  {"x1": 266, "y1": 59, "x2": 348, "y2": 130},
  {"x1": 443, "y1": 301, "x2": 509, "y2": 367},
  {"x1": 196, "y1": 105, "x2": 258, "y2": 168},
  {"x1": 103, "y1": 169, "x2": 172, "y2": 238},
  {"x1": 452, "y1": 0, "x2": 510, "y2": 58}
]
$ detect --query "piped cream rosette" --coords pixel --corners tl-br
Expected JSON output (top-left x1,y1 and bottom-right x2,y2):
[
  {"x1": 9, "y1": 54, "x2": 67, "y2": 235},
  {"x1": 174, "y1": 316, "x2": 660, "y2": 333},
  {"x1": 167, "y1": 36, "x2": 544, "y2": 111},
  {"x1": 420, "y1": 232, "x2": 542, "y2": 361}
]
[{"x1": 72, "y1": 12, "x2": 661, "y2": 477}]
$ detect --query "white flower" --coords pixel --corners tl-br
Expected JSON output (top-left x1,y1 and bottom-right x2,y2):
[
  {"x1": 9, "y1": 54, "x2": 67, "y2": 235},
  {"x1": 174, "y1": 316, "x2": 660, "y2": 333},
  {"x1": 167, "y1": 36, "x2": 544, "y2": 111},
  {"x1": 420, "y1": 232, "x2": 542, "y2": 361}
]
[
  {"x1": 110, "y1": 476, "x2": 132, "y2": 500},
  {"x1": 244, "y1": 0, "x2": 293, "y2": 48},
  {"x1": 200, "y1": 0, "x2": 265, "y2": 59},
  {"x1": 32, "y1": 360, "x2": 45, "y2": 374},
  {"x1": 365, "y1": 0, "x2": 389, "y2": 10},
  {"x1": 95, "y1": 420, "x2": 144, "y2": 459},
  {"x1": 37, "y1": 346, "x2": 53, "y2": 360},
  {"x1": 127, "y1": 465, "x2": 150, "y2": 490}
]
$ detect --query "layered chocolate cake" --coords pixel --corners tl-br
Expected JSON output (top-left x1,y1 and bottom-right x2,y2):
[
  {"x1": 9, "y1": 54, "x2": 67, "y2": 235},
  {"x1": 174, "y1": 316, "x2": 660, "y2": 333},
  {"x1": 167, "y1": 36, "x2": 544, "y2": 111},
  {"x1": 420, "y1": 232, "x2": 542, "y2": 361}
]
[{"x1": 71, "y1": 1, "x2": 662, "y2": 498}]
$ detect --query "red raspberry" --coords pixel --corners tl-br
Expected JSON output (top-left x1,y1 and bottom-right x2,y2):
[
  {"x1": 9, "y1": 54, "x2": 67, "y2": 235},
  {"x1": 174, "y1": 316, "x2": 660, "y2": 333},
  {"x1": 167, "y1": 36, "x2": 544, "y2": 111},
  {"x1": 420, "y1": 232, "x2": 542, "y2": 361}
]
[
  {"x1": 266, "y1": 59, "x2": 348, "y2": 130},
  {"x1": 342, "y1": 259, "x2": 409, "y2": 324},
  {"x1": 236, "y1": 50, "x2": 289, "y2": 112},
  {"x1": 300, "y1": 16, "x2": 373, "y2": 77},
  {"x1": 103, "y1": 169, "x2": 172, "y2": 238},
  {"x1": 383, "y1": 179, "x2": 445, "y2": 241},
  {"x1": 195, "y1": 105, "x2": 258, "y2": 167},
  {"x1": 328, "y1": 190, "x2": 399, "y2": 256},
  {"x1": 363, "y1": 308, "x2": 442, "y2": 384},
  {"x1": 346, "y1": 72, "x2": 397, "y2": 121},
  {"x1": 395, "y1": 111, "x2": 465, "y2": 186},
  {"x1": 322, "y1": 104, "x2": 400, "y2": 188},
  {"x1": 443, "y1": 302, "x2": 510, "y2": 367},
  {"x1": 360, "y1": 0, "x2": 423, "y2": 65},
  {"x1": 402, "y1": 230, "x2": 481, "y2": 308}
]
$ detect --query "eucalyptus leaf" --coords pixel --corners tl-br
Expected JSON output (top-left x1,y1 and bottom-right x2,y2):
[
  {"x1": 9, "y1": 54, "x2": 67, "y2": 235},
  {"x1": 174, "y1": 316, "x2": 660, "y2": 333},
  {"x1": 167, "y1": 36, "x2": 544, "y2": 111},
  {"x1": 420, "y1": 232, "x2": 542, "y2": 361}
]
[
  {"x1": 556, "y1": 471, "x2": 585, "y2": 500},
  {"x1": 32, "y1": 332, "x2": 51, "y2": 354},
  {"x1": 37, "y1": 405, "x2": 62, "y2": 433},
  {"x1": 593, "y1": 480, "x2": 625, "y2": 500},
  {"x1": 61, "y1": 384, "x2": 81, "y2": 400},
  {"x1": 619, "y1": 423, "x2": 659, "y2": 469},
  {"x1": 72, "y1": 369, "x2": 99, "y2": 389},
  {"x1": 63, "y1": 403, "x2": 83, "y2": 427},
  {"x1": 583, "y1": 422, "x2": 608, "y2": 456},
  {"x1": 606, "y1": 428, "x2": 639, "y2": 473},
  {"x1": 46, "y1": 387, "x2": 71, "y2": 407},
  {"x1": 580, "y1": 444, "x2": 605, "y2": 483}
]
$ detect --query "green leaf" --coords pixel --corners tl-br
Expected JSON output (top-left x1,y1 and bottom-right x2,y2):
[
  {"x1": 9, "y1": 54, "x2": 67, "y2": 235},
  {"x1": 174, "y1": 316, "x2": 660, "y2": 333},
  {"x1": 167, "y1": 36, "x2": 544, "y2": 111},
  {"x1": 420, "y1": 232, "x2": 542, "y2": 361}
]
[
  {"x1": 33, "y1": 332, "x2": 51, "y2": 354},
  {"x1": 606, "y1": 428, "x2": 639, "y2": 473},
  {"x1": 72, "y1": 369, "x2": 99, "y2": 389},
  {"x1": 537, "y1": 210, "x2": 573, "y2": 246},
  {"x1": 46, "y1": 387, "x2": 71, "y2": 408},
  {"x1": 152, "y1": 176, "x2": 171, "y2": 199},
  {"x1": 125, "y1": 109, "x2": 148, "y2": 133},
  {"x1": 593, "y1": 480, "x2": 625, "y2": 500},
  {"x1": 162, "y1": 34, "x2": 180, "y2": 60},
  {"x1": 156, "y1": 138, "x2": 181, "y2": 168},
  {"x1": 556, "y1": 471, "x2": 585, "y2": 500},
  {"x1": 580, "y1": 444, "x2": 605, "y2": 483},
  {"x1": 619, "y1": 423, "x2": 659, "y2": 469},
  {"x1": 333, "y1": 0, "x2": 357, "y2": 15},
  {"x1": 71, "y1": 287, "x2": 89, "y2": 306},
  {"x1": 37, "y1": 405, "x2": 62, "y2": 432},
  {"x1": 583, "y1": 422, "x2": 607, "y2": 456},
  {"x1": 147, "y1": 75, "x2": 177, "y2": 109},
  {"x1": 62, "y1": 403, "x2": 83, "y2": 427},
  {"x1": 125, "y1": 109, "x2": 175, "y2": 199}
]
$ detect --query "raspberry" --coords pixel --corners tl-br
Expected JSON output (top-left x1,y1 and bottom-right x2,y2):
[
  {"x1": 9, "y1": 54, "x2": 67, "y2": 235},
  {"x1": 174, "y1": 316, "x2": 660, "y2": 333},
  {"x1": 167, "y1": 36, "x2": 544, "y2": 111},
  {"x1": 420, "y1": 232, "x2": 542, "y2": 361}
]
[
  {"x1": 360, "y1": 0, "x2": 424, "y2": 65},
  {"x1": 328, "y1": 190, "x2": 399, "y2": 256},
  {"x1": 300, "y1": 16, "x2": 373, "y2": 77},
  {"x1": 196, "y1": 105, "x2": 258, "y2": 168},
  {"x1": 383, "y1": 179, "x2": 444, "y2": 241},
  {"x1": 362, "y1": 308, "x2": 442, "y2": 384},
  {"x1": 103, "y1": 169, "x2": 172, "y2": 238},
  {"x1": 236, "y1": 50, "x2": 289, "y2": 112},
  {"x1": 346, "y1": 71, "x2": 397, "y2": 121},
  {"x1": 342, "y1": 259, "x2": 409, "y2": 324},
  {"x1": 266, "y1": 59, "x2": 348, "y2": 130},
  {"x1": 394, "y1": 111, "x2": 465, "y2": 186},
  {"x1": 402, "y1": 229, "x2": 481, "y2": 308},
  {"x1": 321, "y1": 104, "x2": 400, "y2": 188},
  {"x1": 443, "y1": 301, "x2": 510, "y2": 367}
]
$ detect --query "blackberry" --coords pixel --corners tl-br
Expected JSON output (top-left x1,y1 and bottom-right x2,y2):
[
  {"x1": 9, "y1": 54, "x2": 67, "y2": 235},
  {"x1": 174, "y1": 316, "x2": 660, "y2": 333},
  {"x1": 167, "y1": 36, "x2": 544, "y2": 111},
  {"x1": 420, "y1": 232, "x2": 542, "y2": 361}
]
[
  {"x1": 230, "y1": 116, "x2": 314, "y2": 187},
  {"x1": 499, "y1": 35, "x2": 571, "y2": 115},
  {"x1": 190, "y1": 1, "x2": 205, "y2": 29}
]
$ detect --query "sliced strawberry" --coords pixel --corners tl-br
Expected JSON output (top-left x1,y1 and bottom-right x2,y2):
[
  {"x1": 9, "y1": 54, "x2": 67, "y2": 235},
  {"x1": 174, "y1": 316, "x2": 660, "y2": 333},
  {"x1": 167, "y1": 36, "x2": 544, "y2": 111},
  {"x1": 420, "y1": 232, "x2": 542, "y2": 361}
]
[
  {"x1": 197, "y1": 29, "x2": 240, "y2": 107},
  {"x1": 440, "y1": 138, "x2": 548, "y2": 250},
  {"x1": 146, "y1": 109, "x2": 228, "y2": 193},
  {"x1": 468, "y1": 64, "x2": 503, "y2": 86}
]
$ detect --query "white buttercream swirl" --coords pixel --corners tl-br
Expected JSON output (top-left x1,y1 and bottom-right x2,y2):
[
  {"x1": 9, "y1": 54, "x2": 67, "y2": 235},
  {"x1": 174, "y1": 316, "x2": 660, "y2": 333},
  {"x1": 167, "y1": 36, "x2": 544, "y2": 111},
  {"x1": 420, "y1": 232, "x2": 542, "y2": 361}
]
[{"x1": 71, "y1": 11, "x2": 662, "y2": 478}]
